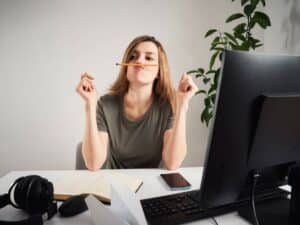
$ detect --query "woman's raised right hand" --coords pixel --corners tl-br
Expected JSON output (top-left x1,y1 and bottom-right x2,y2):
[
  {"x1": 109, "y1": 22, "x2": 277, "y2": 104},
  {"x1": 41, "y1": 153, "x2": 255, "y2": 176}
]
[{"x1": 76, "y1": 72, "x2": 98, "y2": 108}]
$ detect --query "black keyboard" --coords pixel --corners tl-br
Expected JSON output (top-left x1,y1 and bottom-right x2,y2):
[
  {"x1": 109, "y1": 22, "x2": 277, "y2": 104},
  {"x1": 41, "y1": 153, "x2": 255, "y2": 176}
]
[
  {"x1": 141, "y1": 190, "x2": 217, "y2": 225},
  {"x1": 141, "y1": 189, "x2": 289, "y2": 225}
]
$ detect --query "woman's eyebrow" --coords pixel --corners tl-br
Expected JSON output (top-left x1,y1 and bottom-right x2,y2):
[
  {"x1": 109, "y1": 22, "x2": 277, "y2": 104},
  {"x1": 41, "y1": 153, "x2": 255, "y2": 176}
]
[
  {"x1": 132, "y1": 50, "x2": 156, "y2": 55},
  {"x1": 145, "y1": 52, "x2": 156, "y2": 55}
]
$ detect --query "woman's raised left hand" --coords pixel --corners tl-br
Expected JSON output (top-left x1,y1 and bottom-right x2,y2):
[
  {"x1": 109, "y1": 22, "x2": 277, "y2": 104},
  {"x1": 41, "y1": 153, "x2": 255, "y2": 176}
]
[{"x1": 176, "y1": 73, "x2": 198, "y2": 110}]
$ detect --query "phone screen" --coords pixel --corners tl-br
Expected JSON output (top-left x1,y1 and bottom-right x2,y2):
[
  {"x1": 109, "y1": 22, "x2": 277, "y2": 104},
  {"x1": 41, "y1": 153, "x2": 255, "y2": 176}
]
[{"x1": 160, "y1": 173, "x2": 191, "y2": 190}]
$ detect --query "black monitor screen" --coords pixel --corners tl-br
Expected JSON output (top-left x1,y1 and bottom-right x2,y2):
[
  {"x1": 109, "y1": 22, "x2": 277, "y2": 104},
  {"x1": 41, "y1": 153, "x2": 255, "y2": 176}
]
[{"x1": 198, "y1": 50, "x2": 300, "y2": 209}]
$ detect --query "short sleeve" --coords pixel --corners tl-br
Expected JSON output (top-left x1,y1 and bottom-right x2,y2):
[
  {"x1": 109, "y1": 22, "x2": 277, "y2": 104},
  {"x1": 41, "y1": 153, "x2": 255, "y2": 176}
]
[{"x1": 96, "y1": 97, "x2": 108, "y2": 132}]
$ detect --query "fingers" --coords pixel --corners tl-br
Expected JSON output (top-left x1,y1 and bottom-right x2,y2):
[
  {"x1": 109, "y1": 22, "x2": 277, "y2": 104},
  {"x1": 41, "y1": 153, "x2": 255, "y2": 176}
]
[
  {"x1": 76, "y1": 72, "x2": 96, "y2": 94},
  {"x1": 81, "y1": 72, "x2": 94, "y2": 91},
  {"x1": 179, "y1": 73, "x2": 198, "y2": 94},
  {"x1": 81, "y1": 72, "x2": 94, "y2": 80},
  {"x1": 179, "y1": 73, "x2": 191, "y2": 92}
]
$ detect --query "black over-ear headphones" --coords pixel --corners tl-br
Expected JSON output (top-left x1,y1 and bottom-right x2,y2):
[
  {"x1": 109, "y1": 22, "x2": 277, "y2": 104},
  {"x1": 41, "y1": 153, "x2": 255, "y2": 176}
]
[
  {"x1": 0, "y1": 175, "x2": 89, "y2": 225},
  {"x1": 0, "y1": 175, "x2": 57, "y2": 225}
]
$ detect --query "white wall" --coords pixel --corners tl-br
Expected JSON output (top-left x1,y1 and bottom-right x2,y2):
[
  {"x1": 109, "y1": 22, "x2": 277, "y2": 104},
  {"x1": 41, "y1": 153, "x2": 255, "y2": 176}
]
[
  {"x1": 264, "y1": 0, "x2": 300, "y2": 54},
  {"x1": 0, "y1": 0, "x2": 264, "y2": 176}
]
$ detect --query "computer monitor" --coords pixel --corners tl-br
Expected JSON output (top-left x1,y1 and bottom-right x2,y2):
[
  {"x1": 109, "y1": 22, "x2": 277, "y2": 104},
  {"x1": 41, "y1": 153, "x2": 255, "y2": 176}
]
[
  {"x1": 198, "y1": 50, "x2": 300, "y2": 223},
  {"x1": 141, "y1": 50, "x2": 300, "y2": 225}
]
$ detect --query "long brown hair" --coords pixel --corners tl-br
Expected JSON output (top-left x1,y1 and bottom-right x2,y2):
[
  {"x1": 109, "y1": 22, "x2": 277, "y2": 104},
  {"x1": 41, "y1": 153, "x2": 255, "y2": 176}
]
[{"x1": 109, "y1": 35, "x2": 175, "y2": 113}]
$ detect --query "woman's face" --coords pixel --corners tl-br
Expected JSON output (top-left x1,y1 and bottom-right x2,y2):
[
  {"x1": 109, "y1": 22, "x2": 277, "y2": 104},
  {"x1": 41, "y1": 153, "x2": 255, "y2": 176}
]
[{"x1": 126, "y1": 41, "x2": 159, "y2": 87}]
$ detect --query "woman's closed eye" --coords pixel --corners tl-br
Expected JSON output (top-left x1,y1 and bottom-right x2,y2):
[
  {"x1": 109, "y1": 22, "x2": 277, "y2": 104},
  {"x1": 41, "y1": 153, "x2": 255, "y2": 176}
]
[
  {"x1": 129, "y1": 54, "x2": 137, "y2": 61},
  {"x1": 146, "y1": 56, "x2": 154, "y2": 61},
  {"x1": 128, "y1": 52, "x2": 156, "y2": 63}
]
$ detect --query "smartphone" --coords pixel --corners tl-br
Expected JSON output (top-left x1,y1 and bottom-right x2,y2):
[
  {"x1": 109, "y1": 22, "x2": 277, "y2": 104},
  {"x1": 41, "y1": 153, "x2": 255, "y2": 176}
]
[{"x1": 160, "y1": 173, "x2": 191, "y2": 190}]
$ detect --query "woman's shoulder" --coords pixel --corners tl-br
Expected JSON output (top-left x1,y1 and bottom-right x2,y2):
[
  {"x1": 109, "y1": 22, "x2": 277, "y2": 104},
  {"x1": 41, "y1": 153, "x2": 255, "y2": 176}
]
[
  {"x1": 155, "y1": 95, "x2": 173, "y2": 115},
  {"x1": 98, "y1": 94, "x2": 121, "y2": 109}
]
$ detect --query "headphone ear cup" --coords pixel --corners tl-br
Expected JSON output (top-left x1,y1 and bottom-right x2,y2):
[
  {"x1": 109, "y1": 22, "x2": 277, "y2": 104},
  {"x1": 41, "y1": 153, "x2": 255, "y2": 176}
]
[
  {"x1": 36, "y1": 179, "x2": 54, "y2": 213},
  {"x1": 25, "y1": 176, "x2": 41, "y2": 213},
  {"x1": 11, "y1": 175, "x2": 55, "y2": 215},
  {"x1": 13, "y1": 176, "x2": 33, "y2": 209},
  {"x1": 26, "y1": 176, "x2": 54, "y2": 214}
]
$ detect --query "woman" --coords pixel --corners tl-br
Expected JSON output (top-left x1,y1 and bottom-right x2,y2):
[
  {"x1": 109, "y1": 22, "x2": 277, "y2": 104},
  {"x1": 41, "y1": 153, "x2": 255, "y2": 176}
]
[{"x1": 76, "y1": 35, "x2": 198, "y2": 170}]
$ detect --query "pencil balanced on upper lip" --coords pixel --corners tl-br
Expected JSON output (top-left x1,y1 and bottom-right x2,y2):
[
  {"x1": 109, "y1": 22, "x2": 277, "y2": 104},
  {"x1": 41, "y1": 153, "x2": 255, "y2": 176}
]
[{"x1": 116, "y1": 62, "x2": 158, "y2": 67}]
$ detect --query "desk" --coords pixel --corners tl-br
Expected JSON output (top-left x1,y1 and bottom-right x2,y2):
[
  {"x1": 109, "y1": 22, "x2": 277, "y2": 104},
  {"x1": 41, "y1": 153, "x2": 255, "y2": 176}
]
[{"x1": 0, "y1": 167, "x2": 251, "y2": 225}]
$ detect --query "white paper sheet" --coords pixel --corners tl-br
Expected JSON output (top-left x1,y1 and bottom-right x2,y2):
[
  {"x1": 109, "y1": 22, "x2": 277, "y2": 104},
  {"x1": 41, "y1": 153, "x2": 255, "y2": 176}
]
[
  {"x1": 85, "y1": 195, "x2": 129, "y2": 225},
  {"x1": 85, "y1": 181, "x2": 148, "y2": 225},
  {"x1": 110, "y1": 181, "x2": 148, "y2": 225}
]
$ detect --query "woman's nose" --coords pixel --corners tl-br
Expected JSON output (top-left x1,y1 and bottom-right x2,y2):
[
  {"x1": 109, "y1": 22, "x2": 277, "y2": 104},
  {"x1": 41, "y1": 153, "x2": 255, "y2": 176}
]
[{"x1": 135, "y1": 55, "x2": 145, "y2": 64}]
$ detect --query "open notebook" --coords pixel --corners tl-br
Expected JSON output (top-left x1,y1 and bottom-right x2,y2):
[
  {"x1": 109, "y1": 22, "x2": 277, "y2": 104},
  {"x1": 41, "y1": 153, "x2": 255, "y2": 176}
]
[{"x1": 53, "y1": 170, "x2": 143, "y2": 203}]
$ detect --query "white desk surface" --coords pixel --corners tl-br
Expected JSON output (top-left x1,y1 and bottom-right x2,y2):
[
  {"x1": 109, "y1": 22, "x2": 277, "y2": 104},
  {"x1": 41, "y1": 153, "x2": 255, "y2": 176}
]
[{"x1": 0, "y1": 167, "x2": 251, "y2": 225}]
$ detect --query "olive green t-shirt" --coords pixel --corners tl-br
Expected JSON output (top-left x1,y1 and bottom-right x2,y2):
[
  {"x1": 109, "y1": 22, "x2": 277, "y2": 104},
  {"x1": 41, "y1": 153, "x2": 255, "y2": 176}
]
[{"x1": 96, "y1": 94, "x2": 173, "y2": 169}]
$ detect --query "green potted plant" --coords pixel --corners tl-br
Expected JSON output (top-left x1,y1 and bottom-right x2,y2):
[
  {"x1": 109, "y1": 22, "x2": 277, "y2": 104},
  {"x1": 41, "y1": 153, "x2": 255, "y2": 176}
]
[{"x1": 188, "y1": 0, "x2": 271, "y2": 126}]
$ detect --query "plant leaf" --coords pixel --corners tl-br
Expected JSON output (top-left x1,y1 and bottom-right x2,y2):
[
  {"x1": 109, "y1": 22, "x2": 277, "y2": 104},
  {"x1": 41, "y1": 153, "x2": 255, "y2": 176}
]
[
  {"x1": 224, "y1": 32, "x2": 238, "y2": 45},
  {"x1": 206, "y1": 110, "x2": 214, "y2": 126},
  {"x1": 209, "y1": 51, "x2": 219, "y2": 70},
  {"x1": 260, "y1": 0, "x2": 266, "y2": 6},
  {"x1": 204, "y1": 97, "x2": 211, "y2": 107},
  {"x1": 212, "y1": 36, "x2": 220, "y2": 45},
  {"x1": 254, "y1": 43, "x2": 263, "y2": 48},
  {"x1": 211, "y1": 42, "x2": 227, "y2": 50},
  {"x1": 210, "y1": 94, "x2": 216, "y2": 104},
  {"x1": 252, "y1": 11, "x2": 271, "y2": 28},
  {"x1": 188, "y1": 68, "x2": 205, "y2": 78},
  {"x1": 201, "y1": 103, "x2": 213, "y2": 127},
  {"x1": 203, "y1": 77, "x2": 211, "y2": 84},
  {"x1": 195, "y1": 73, "x2": 204, "y2": 78},
  {"x1": 208, "y1": 85, "x2": 216, "y2": 94},
  {"x1": 196, "y1": 90, "x2": 206, "y2": 95},
  {"x1": 234, "y1": 32, "x2": 246, "y2": 41},
  {"x1": 187, "y1": 70, "x2": 198, "y2": 74},
  {"x1": 225, "y1": 13, "x2": 245, "y2": 23},
  {"x1": 248, "y1": 37, "x2": 261, "y2": 48},
  {"x1": 219, "y1": 52, "x2": 224, "y2": 61},
  {"x1": 197, "y1": 68, "x2": 205, "y2": 74},
  {"x1": 201, "y1": 107, "x2": 208, "y2": 124},
  {"x1": 241, "y1": 41, "x2": 251, "y2": 50},
  {"x1": 251, "y1": 0, "x2": 259, "y2": 7},
  {"x1": 234, "y1": 23, "x2": 246, "y2": 34},
  {"x1": 204, "y1": 29, "x2": 218, "y2": 38},
  {"x1": 242, "y1": 0, "x2": 249, "y2": 6},
  {"x1": 214, "y1": 68, "x2": 221, "y2": 85},
  {"x1": 210, "y1": 47, "x2": 225, "y2": 51},
  {"x1": 206, "y1": 70, "x2": 217, "y2": 75},
  {"x1": 244, "y1": 4, "x2": 255, "y2": 17}
]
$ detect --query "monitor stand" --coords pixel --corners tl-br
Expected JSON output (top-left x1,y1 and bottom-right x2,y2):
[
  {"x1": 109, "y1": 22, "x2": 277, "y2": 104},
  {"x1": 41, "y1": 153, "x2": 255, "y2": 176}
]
[
  {"x1": 238, "y1": 196, "x2": 295, "y2": 225},
  {"x1": 238, "y1": 166, "x2": 300, "y2": 225}
]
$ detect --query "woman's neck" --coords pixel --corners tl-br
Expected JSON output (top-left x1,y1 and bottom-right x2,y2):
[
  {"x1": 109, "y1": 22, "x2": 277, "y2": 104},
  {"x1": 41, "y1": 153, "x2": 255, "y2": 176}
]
[{"x1": 125, "y1": 84, "x2": 154, "y2": 108}]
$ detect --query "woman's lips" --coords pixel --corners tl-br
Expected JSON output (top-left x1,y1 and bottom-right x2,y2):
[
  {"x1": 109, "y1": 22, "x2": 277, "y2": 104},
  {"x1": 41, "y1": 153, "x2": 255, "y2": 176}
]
[{"x1": 134, "y1": 66, "x2": 144, "y2": 71}]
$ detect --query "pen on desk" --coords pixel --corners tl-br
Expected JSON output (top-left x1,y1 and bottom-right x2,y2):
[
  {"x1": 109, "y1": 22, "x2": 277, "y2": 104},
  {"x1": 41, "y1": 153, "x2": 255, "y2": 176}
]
[
  {"x1": 115, "y1": 63, "x2": 158, "y2": 67},
  {"x1": 135, "y1": 181, "x2": 143, "y2": 193}
]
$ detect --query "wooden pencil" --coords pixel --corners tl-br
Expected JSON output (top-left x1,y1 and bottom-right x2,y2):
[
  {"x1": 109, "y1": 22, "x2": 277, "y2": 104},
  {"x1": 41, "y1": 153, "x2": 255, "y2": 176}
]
[{"x1": 116, "y1": 63, "x2": 158, "y2": 67}]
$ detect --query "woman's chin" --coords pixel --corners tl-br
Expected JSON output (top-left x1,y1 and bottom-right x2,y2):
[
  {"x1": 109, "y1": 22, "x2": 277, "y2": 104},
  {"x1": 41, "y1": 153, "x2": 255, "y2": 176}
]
[
  {"x1": 129, "y1": 79, "x2": 154, "y2": 87},
  {"x1": 129, "y1": 75, "x2": 155, "y2": 85}
]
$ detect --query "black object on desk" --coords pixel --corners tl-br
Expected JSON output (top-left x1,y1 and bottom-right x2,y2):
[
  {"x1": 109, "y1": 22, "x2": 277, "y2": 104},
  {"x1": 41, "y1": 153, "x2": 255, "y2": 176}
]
[
  {"x1": 160, "y1": 173, "x2": 191, "y2": 191},
  {"x1": 59, "y1": 194, "x2": 88, "y2": 217},
  {"x1": 238, "y1": 166, "x2": 300, "y2": 225},
  {"x1": 0, "y1": 175, "x2": 57, "y2": 225}
]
